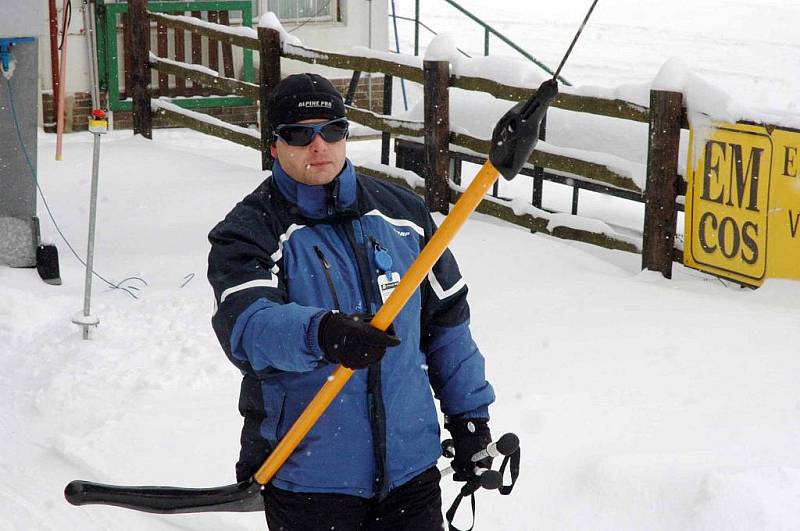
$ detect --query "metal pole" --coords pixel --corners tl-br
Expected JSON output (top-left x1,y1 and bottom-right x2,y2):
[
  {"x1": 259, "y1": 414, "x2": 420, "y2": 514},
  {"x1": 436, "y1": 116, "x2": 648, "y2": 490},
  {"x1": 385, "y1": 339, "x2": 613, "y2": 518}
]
[
  {"x1": 552, "y1": 0, "x2": 600, "y2": 81},
  {"x1": 80, "y1": 131, "x2": 102, "y2": 339},
  {"x1": 441, "y1": 0, "x2": 569, "y2": 85},
  {"x1": 366, "y1": 0, "x2": 372, "y2": 108},
  {"x1": 82, "y1": 0, "x2": 100, "y2": 108},
  {"x1": 74, "y1": 111, "x2": 107, "y2": 338},
  {"x1": 414, "y1": 0, "x2": 420, "y2": 56},
  {"x1": 390, "y1": 0, "x2": 408, "y2": 110}
]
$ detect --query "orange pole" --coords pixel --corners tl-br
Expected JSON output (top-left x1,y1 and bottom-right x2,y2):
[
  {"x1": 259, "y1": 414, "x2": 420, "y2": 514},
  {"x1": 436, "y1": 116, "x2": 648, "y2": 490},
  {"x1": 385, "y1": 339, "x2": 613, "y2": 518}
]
[
  {"x1": 254, "y1": 161, "x2": 501, "y2": 485},
  {"x1": 55, "y1": 2, "x2": 69, "y2": 161}
]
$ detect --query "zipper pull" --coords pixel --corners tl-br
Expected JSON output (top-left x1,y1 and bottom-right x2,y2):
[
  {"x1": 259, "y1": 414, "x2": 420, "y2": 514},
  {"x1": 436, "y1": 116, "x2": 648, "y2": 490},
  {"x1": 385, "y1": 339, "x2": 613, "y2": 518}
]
[
  {"x1": 326, "y1": 182, "x2": 337, "y2": 216},
  {"x1": 314, "y1": 245, "x2": 330, "y2": 269},
  {"x1": 314, "y1": 245, "x2": 342, "y2": 312}
]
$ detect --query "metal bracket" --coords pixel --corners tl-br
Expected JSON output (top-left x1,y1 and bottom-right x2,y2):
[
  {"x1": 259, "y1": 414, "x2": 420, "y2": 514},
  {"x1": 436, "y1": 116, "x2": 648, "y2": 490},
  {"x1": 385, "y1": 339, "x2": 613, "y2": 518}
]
[{"x1": 0, "y1": 37, "x2": 35, "y2": 73}]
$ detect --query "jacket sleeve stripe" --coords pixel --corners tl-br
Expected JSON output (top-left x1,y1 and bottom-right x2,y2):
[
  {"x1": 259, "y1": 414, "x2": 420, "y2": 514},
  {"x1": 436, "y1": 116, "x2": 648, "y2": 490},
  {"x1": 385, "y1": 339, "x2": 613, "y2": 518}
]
[
  {"x1": 364, "y1": 209, "x2": 424, "y2": 237},
  {"x1": 427, "y1": 271, "x2": 466, "y2": 300},
  {"x1": 269, "y1": 223, "x2": 307, "y2": 275},
  {"x1": 220, "y1": 278, "x2": 280, "y2": 304}
]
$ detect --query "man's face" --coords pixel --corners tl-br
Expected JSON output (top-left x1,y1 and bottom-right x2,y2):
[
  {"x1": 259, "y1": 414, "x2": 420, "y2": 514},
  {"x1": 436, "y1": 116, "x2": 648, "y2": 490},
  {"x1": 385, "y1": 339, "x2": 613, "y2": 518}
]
[{"x1": 270, "y1": 118, "x2": 347, "y2": 186}]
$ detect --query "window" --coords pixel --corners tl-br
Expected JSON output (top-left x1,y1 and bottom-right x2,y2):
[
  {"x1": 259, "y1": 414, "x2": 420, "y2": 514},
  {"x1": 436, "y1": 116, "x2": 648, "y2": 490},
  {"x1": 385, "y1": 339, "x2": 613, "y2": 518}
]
[{"x1": 265, "y1": 0, "x2": 340, "y2": 24}]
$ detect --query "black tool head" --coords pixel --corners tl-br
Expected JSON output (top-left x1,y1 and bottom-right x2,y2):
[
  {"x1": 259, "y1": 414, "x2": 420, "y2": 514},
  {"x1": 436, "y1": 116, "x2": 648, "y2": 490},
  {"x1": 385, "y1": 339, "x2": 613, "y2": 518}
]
[{"x1": 489, "y1": 79, "x2": 559, "y2": 180}]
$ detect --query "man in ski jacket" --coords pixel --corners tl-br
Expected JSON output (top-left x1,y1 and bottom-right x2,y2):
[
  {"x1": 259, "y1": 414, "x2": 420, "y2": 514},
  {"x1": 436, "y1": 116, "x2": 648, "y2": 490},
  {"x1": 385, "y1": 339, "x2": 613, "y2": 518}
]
[{"x1": 207, "y1": 73, "x2": 495, "y2": 531}]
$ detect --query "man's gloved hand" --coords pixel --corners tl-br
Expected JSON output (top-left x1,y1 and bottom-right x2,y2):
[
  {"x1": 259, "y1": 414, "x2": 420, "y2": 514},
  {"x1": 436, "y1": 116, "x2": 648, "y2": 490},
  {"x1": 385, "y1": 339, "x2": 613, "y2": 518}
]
[
  {"x1": 318, "y1": 312, "x2": 400, "y2": 370},
  {"x1": 445, "y1": 417, "x2": 493, "y2": 482}
]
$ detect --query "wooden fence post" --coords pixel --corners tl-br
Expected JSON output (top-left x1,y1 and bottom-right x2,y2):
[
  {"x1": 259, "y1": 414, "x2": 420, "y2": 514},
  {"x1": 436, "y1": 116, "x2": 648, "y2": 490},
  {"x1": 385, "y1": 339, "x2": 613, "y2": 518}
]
[
  {"x1": 423, "y1": 60, "x2": 450, "y2": 214},
  {"x1": 190, "y1": 10, "x2": 202, "y2": 94},
  {"x1": 156, "y1": 18, "x2": 168, "y2": 96},
  {"x1": 258, "y1": 27, "x2": 281, "y2": 171},
  {"x1": 642, "y1": 89, "x2": 683, "y2": 278},
  {"x1": 381, "y1": 74, "x2": 393, "y2": 165},
  {"x1": 129, "y1": 0, "x2": 152, "y2": 138},
  {"x1": 531, "y1": 114, "x2": 546, "y2": 211}
]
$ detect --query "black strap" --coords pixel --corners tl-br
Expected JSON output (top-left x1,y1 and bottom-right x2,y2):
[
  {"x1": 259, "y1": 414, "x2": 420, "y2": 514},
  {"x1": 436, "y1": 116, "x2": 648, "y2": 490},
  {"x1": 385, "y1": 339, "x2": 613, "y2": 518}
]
[
  {"x1": 445, "y1": 443, "x2": 521, "y2": 530},
  {"x1": 445, "y1": 479, "x2": 480, "y2": 531},
  {"x1": 498, "y1": 447, "x2": 520, "y2": 495}
]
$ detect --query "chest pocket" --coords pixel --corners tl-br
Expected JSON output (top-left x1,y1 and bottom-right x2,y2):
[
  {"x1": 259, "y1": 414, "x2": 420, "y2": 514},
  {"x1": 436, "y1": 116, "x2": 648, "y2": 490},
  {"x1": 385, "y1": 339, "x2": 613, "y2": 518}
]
[
  {"x1": 282, "y1": 233, "x2": 365, "y2": 314},
  {"x1": 313, "y1": 245, "x2": 342, "y2": 311}
]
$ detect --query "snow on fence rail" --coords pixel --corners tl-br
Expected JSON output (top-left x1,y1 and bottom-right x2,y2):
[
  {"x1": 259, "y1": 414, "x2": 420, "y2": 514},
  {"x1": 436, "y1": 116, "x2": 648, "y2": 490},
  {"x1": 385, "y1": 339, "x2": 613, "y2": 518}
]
[
  {"x1": 127, "y1": 0, "x2": 681, "y2": 275},
  {"x1": 151, "y1": 98, "x2": 261, "y2": 150},
  {"x1": 148, "y1": 53, "x2": 259, "y2": 99},
  {"x1": 148, "y1": 12, "x2": 258, "y2": 50}
]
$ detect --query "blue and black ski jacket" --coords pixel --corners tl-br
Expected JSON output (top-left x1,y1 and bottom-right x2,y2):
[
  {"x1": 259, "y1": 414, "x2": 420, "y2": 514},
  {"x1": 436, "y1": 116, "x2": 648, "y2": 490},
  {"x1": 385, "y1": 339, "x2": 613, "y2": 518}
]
[{"x1": 207, "y1": 159, "x2": 495, "y2": 498}]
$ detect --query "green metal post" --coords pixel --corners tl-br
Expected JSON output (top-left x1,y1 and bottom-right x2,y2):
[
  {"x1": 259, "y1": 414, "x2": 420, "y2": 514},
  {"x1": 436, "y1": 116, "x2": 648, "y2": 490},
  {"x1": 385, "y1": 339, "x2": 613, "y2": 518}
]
[
  {"x1": 106, "y1": 5, "x2": 120, "y2": 110},
  {"x1": 241, "y1": 3, "x2": 254, "y2": 82},
  {"x1": 414, "y1": 0, "x2": 420, "y2": 56},
  {"x1": 94, "y1": 0, "x2": 108, "y2": 91}
]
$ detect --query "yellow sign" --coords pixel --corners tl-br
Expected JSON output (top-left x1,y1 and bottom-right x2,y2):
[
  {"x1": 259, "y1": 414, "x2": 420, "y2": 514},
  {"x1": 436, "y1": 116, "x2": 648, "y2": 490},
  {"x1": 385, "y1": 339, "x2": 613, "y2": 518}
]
[{"x1": 685, "y1": 122, "x2": 800, "y2": 286}]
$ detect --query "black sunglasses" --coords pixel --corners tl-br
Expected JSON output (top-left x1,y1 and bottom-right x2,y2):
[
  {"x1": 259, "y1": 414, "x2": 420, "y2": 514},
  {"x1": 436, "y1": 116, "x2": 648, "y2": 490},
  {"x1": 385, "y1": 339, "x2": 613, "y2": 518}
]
[{"x1": 274, "y1": 118, "x2": 349, "y2": 147}]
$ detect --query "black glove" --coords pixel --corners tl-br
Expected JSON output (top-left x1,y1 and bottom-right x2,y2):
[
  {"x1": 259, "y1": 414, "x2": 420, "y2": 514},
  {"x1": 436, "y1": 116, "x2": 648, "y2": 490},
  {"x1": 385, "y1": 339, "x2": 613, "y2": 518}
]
[
  {"x1": 445, "y1": 417, "x2": 493, "y2": 482},
  {"x1": 317, "y1": 312, "x2": 400, "y2": 370}
]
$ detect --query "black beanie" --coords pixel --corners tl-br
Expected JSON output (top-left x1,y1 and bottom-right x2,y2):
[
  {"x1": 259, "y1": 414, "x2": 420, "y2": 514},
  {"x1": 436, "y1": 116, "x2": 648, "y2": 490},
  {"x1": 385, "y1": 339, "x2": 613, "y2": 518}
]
[{"x1": 266, "y1": 73, "x2": 346, "y2": 136}]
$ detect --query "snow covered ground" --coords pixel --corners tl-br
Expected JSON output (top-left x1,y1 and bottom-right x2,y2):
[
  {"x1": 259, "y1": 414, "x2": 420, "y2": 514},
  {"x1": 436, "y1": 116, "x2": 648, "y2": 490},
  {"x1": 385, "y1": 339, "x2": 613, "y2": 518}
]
[{"x1": 3, "y1": 1, "x2": 800, "y2": 530}]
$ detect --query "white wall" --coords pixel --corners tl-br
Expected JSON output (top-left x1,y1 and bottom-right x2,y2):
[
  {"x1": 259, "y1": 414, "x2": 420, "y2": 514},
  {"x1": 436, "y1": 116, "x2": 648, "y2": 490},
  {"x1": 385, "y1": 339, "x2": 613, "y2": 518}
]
[
  {"x1": 0, "y1": 0, "x2": 45, "y2": 38},
  {"x1": 278, "y1": 0, "x2": 390, "y2": 80},
  {"x1": 36, "y1": 1, "x2": 390, "y2": 94}
]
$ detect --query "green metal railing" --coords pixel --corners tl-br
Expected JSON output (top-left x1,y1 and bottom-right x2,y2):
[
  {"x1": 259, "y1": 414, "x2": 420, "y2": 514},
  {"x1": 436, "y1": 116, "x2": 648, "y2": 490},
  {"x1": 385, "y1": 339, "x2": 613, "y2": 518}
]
[
  {"x1": 409, "y1": 0, "x2": 570, "y2": 86},
  {"x1": 95, "y1": 0, "x2": 254, "y2": 112}
]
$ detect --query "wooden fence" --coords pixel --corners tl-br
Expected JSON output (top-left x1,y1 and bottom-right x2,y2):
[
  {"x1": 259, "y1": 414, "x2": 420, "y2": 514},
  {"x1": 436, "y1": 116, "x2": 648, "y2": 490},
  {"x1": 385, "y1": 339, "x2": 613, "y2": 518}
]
[{"x1": 126, "y1": 0, "x2": 683, "y2": 279}]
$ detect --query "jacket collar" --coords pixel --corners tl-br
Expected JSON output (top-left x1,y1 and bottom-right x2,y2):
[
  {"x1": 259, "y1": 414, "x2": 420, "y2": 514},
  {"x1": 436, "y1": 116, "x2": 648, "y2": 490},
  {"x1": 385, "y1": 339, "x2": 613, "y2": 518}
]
[{"x1": 272, "y1": 159, "x2": 358, "y2": 220}]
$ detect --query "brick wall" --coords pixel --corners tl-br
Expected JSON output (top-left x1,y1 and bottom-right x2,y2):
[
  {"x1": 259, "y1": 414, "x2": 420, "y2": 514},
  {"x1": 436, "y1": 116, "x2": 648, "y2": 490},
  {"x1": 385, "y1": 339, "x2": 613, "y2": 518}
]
[
  {"x1": 331, "y1": 75, "x2": 385, "y2": 113},
  {"x1": 41, "y1": 75, "x2": 383, "y2": 133},
  {"x1": 42, "y1": 91, "x2": 258, "y2": 133}
]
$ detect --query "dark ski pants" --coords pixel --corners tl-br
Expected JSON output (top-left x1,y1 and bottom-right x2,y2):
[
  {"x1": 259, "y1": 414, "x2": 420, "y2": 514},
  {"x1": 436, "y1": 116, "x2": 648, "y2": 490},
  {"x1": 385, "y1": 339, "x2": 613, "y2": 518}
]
[{"x1": 262, "y1": 467, "x2": 444, "y2": 531}]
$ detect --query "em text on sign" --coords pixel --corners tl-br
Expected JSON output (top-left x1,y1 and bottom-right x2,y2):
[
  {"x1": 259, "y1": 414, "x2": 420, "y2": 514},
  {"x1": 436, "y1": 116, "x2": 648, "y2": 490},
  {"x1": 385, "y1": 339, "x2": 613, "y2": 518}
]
[{"x1": 685, "y1": 122, "x2": 800, "y2": 286}]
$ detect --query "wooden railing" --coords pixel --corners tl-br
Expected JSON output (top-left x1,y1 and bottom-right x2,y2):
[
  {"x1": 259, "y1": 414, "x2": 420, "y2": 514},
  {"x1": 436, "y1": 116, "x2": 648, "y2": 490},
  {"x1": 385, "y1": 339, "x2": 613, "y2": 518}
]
[{"x1": 126, "y1": 0, "x2": 683, "y2": 277}]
